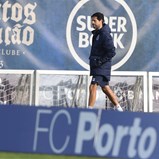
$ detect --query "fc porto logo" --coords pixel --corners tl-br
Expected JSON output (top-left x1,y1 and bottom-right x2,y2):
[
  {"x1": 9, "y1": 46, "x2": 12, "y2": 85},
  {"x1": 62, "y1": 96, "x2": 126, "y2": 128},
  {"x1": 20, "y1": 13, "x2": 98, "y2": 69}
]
[{"x1": 66, "y1": 0, "x2": 137, "y2": 71}]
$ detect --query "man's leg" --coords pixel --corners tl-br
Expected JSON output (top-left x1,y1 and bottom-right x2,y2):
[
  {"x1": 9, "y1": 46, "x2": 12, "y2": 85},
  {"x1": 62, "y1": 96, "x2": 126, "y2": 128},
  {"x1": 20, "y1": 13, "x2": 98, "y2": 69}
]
[
  {"x1": 88, "y1": 83, "x2": 98, "y2": 108},
  {"x1": 102, "y1": 85, "x2": 123, "y2": 111}
]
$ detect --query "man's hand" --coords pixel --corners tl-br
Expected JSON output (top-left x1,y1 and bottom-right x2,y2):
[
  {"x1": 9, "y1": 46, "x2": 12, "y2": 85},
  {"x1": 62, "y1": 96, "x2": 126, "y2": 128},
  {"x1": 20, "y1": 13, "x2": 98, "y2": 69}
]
[
  {"x1": 90, "y1": 58, "x2": 102, "y2": 67},
  {"x1": 95, "y1": 59, "x2": 102, "y2": 66}
]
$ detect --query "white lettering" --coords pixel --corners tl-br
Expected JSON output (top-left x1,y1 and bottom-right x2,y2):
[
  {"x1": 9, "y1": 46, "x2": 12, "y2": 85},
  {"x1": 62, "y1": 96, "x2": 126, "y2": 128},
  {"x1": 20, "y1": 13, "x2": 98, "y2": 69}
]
[
  {"x1": 112, "y1": 126, "x2": 129, "y2": 156},
  {"x1": 32, "y1": 109, "x2": 157, "y2": 159},
  {"x1": 75, "y1": 114, "x2": 157, "y2": 159},
  {"x1": 105, "y1": 16, "x2": 127, "y2": 32},
  {"x1": 0, "y1": 1, "x2": 37, "y2": 46},
  {"x1": 128, "y1": 118, "x2": 142, "y2": 158},
  {"x1": 22, "y1": 26, "x2": 34, "y2": 46},
  {"x1": 5, "y1": 27, "x2": 11, "y2": 46},
  {"x1": 23, "y1": 3, "x2": 37, "y2": 25},
  {"x1": 138, "y1": 127, "x2": 157, "y2": 159},
  {"x1": 76, "y1": 15, "x2": 93, "y2": 31},
  {"x1": 117, "y1": 17, "x2": 127, "y2": 32},
  {"x1": 76, "y1": 16, "x2": 127, "y2": 49},
  {"x1": 12, "y1": 24, "x2": 22, "y2": 45},
  {"x1": 49, "y1": 110, "x2": 71, "y2": 153},
  {"x1": 0, "y1": 28, "x2": 3, "y2": 43},
  {"x1": 112, "y1": 33, "x2": 124, "y2": 48},
  {"x1": 2, "y1": 1, "x2": 11, "y2": 22},
  {"x1": 76, "y1": 15, "x2": 86, "y2": 31},
  {"x1": 75, "y1": 112, "x2": 97, "y2": 153},
  {"x1": 95, "y1": 124, "x2": 114, "y2": 156},
  {"x1": 0, "y1": 49, "x2": 21, "y2": 56},
  {"x1": 0, "y1": 1, "x2": 37, "y2": 24},
  {"x1": 109, "y1": 16, "x2": 117, "y2": 32},
  {"x1": 11, "y1": 3, "x2": 22, "y2": 22},
  {"x1": 78, "y1": 32, "x2": 89, "y2": 48},
  {"x1": 0, "y1": 25, "x2": 34, "y2": 46},
  {"x1": 33, "y1": 109, "x2": 52, "y2": 151}
]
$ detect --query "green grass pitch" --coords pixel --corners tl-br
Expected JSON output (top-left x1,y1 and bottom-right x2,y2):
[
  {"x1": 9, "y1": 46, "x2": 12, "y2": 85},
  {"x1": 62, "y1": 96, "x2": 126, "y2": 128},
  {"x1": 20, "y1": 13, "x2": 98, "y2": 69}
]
[{"x1": 0, "y1": 152, "x2": 114, "y2": 159}]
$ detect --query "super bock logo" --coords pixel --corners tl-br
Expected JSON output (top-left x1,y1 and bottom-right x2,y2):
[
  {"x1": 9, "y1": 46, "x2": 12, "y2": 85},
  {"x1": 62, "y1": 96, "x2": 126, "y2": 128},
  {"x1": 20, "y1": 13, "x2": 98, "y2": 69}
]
[
  {"x1": 0, "y1": 1, "x2": 37, "y2": 46},
  {"x1": 66, "y1": 0, "x2": 137, "y2": 71}
]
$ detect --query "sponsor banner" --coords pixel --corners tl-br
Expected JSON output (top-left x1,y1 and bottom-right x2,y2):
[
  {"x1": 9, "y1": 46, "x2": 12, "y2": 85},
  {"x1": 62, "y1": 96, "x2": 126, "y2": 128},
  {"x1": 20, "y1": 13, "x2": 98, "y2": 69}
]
[
  {"x1": 0, "y1": 0, "x2": 159, "y2": 71},
  {"x1": 0, "y1": 105, "x2": 159, "y2": 159}
]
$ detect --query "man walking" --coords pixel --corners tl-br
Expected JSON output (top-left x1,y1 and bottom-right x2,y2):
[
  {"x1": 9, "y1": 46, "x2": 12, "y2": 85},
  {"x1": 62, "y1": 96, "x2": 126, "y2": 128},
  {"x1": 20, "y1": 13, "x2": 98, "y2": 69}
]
[{"x1": 88, "y1": 12, "x2": 123, "y2": 111}]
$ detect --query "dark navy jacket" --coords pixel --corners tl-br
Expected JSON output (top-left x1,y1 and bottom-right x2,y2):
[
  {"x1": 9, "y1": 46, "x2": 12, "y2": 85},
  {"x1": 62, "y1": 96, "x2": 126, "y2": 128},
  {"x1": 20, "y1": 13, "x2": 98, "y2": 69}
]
[{"x1": 89, "y1": 23, "x2": 116, "y2": 81}]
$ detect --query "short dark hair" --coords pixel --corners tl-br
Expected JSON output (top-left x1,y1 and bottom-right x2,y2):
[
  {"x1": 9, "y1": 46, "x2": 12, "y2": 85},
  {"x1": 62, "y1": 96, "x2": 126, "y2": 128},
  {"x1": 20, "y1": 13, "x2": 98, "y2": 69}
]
[{"x1": 91, "y1": 12, "x2": 104, "y2": 23}]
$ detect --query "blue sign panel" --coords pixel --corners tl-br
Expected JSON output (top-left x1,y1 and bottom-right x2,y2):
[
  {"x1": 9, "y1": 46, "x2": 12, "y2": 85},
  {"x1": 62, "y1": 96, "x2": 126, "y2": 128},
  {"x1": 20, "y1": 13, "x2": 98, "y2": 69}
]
[
  {"x1": 0, "y1": 0, "x2": 159, "y2": 71},
  {"x1": 0, "y1": 105, "x2": 159, "y2": 159}
]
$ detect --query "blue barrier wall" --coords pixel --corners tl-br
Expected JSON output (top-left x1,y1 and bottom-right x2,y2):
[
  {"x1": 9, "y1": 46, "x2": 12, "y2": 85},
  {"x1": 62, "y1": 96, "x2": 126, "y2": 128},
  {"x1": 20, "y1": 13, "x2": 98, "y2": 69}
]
[{"x1": 0, "y1": 105, "x2": 158, "y2": 159}]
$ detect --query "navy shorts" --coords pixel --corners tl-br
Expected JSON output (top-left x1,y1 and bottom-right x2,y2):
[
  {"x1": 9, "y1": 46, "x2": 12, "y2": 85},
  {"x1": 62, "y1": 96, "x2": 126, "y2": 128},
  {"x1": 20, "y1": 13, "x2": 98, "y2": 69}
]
[{"x1": 91, "y1": 75, "x2": 109, "y2": 87}]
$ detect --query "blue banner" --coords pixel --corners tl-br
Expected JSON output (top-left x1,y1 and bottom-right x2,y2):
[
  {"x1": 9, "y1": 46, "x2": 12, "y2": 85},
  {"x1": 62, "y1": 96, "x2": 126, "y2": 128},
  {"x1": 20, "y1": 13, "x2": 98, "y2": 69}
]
[
  {"x1": 0, "y1": 105, "x2": 159, "y2": 159},
  {"x1": 0, "y1": 0, "x2": 159, "y2": 71}
]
